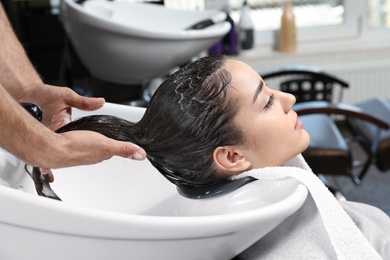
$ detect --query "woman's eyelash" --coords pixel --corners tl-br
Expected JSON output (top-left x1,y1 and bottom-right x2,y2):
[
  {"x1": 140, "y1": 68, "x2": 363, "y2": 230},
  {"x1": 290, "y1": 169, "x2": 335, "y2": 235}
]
[{"x1": 264, "y1": 94, "x2": 274, "y2": 109}]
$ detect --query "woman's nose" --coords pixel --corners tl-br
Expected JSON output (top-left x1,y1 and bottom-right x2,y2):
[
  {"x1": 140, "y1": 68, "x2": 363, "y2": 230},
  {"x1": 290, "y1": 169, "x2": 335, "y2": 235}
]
[{"x1": 280, "y1": 91, "x2": 296, "y2": 112}]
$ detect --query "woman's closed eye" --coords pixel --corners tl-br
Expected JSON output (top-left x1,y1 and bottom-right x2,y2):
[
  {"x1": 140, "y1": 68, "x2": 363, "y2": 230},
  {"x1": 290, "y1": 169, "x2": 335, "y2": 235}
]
[{"x1": 263, "y1": 94, "x2": 274, "y2": 110}]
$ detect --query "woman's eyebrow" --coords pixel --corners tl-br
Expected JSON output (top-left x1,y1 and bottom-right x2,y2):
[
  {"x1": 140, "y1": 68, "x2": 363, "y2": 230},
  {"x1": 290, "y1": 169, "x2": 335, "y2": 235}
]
[{"x1": 253, "y1": 80, "x2": 264, "y2": 103}]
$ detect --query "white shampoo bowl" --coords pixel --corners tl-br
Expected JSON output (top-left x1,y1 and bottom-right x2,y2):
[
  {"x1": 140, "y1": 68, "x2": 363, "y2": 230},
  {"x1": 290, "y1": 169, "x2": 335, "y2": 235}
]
[
  {"x1": 59, "y1": 0, "x2": 231, "y2": 84},
  {"x1": 0, "y1": 103, "x2": 308, "y2": 260}
]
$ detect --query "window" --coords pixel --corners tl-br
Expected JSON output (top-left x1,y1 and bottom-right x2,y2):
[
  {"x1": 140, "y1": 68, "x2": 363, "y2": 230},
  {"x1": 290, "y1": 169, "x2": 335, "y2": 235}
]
[
  {"x1": 230, "y1": 0, "x2": 345, "y2": 30},
  {"x1": 229, "y1": 0, "x2": 360, "y2": 45},
  {"x1": 226, "y1": 0, "x2": 390, "y2": 46}
]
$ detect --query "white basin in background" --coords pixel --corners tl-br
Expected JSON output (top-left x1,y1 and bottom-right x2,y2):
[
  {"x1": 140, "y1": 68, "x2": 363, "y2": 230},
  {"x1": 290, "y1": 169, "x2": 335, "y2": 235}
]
[
  {"x1": 0, "y1": 103, "x2": 308, "y2": 260},
  {"x1": 59, "y1": 0, "x2": 231, "y2": 84}
]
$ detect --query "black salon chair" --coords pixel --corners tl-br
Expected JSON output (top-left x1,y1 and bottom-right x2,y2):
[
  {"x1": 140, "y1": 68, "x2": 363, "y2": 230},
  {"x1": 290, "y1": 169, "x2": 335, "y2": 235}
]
[
  {"x1": 260, "y1": 67, "x2": 389, "y2": 184},
  {"x1": 347, "y1": 97, "x2": 390, "y2": 174}
]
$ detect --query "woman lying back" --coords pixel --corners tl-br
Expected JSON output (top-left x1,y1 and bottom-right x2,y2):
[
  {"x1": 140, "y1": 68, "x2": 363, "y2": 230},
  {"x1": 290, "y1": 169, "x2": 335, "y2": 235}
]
[{"x1": 55, "y1": 54, "x2": 309, "y2": 188}]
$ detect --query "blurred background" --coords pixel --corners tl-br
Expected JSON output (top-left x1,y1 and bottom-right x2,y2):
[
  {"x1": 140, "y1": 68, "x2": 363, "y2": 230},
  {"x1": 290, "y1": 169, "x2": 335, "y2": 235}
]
[{"x1": 2, "y1": 0, "x2": 389, "y2": 103}]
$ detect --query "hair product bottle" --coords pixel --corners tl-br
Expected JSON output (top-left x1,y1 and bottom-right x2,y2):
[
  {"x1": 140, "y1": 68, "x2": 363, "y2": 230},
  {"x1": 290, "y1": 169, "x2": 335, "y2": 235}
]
[
  {"x1": 239, "y1": 0, "x2": 254, "y2": 50},
  {"x1": 279, "y1": 0, "x2": 296, "y2": 52},
  {"x1": 208, "y1": 0, "x2": 237, "y2": 55},
  {"x1": 223, "y1": 12, "x2": 238, "y2": 55}
]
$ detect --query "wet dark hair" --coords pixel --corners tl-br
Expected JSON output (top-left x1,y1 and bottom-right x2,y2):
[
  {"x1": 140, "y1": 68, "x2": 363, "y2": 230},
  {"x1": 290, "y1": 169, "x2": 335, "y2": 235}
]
[{"x1": 57, "y1": 55, "x2": 244, "y2": 188}]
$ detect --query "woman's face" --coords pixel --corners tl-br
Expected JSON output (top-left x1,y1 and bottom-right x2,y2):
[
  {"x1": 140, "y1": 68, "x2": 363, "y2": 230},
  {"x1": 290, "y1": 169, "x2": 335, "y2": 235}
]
[{"x1": 227, "y1": 59, "x2": 310, "y2": 169}]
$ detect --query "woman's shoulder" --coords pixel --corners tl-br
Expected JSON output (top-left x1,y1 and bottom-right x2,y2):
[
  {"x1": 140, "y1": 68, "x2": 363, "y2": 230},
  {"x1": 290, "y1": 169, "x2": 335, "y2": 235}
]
[{"x1": 340, "y1": 200, "x2": 390, "y2": 259}]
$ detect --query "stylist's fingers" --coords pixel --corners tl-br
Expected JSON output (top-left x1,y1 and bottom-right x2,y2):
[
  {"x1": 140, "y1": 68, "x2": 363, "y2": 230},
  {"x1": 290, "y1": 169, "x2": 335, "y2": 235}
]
[
  {"x1": 59, "y1": 131, "x2": 146, "y2": 167},
  {"x1": 86, "y1": 134, "x2": 146, "y2": 161},
  {"x1": 41, "y1": 142, "x2": 145, "y2": 183}
]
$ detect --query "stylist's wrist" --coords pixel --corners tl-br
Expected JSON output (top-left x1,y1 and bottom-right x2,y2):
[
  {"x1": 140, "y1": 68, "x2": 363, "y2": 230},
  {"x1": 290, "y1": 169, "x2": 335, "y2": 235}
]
[{"x1": 8, "y1": 79, "x2": 43, "y2": 101}]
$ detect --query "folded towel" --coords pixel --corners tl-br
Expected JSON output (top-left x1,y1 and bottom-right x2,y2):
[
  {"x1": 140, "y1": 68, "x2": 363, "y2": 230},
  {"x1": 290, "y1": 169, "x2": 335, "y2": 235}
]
[{"x1": 232, "y1": 154, "x2": 382, "y2": 260}]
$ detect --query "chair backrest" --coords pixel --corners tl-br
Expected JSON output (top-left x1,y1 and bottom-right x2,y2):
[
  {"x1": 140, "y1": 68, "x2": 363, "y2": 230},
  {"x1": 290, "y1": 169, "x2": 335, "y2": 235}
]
[{"x1": 260, "y1": 66, "x2": 349, "y2": 103}]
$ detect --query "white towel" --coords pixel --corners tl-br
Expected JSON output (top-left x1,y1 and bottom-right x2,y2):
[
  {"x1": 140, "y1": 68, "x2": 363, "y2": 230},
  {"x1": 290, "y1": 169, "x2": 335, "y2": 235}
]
[{"x1": 232, "y1": 154, "x2": 382, "y2": 260}]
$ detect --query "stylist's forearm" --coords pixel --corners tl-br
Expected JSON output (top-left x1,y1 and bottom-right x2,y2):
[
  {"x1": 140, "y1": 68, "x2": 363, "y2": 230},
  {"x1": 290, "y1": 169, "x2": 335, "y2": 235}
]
[
  {"x1": 0, "y1": 3, "x2": 43, "y2": 99},
  {"x1": 0, "y1": 84, "x2": 57, "y2": 167}
]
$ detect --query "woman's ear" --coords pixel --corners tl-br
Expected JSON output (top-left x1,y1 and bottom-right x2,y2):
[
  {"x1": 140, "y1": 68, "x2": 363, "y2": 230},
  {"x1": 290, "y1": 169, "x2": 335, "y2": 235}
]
[{"x1": 213, "y1": 146, "x2": 252, "y2": 173}]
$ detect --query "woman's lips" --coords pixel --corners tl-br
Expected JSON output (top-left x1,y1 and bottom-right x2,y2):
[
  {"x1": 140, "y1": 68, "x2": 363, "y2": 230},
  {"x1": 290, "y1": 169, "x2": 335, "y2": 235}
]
[{"x1": 295, "y1": 118, "x2": 303, "y2": 130}]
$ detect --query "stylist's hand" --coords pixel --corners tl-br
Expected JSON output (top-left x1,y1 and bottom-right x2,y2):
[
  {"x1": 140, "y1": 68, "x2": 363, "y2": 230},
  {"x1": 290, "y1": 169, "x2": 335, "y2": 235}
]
[
  {"x1": 41, "y1": 131, "x2": 146, "y2": 182},
  {"x1": 18, "y1": 83, "x2": 147, "y2": 181},
  {"x1": 40, "y1": 130, "x2": 146, "y2": 182},
  {"x1": 18, "y1": 83, "x2": 105, "y2": 130},
  {"x1": 56, "y1": 130, "x2": 146, "y2": 166}
]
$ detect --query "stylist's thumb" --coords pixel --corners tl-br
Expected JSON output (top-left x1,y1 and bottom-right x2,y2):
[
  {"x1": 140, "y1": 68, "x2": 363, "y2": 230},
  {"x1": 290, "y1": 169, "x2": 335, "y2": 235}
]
[{"x1": 119, "y1": 142, "x2": 146, "y2": 161}]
